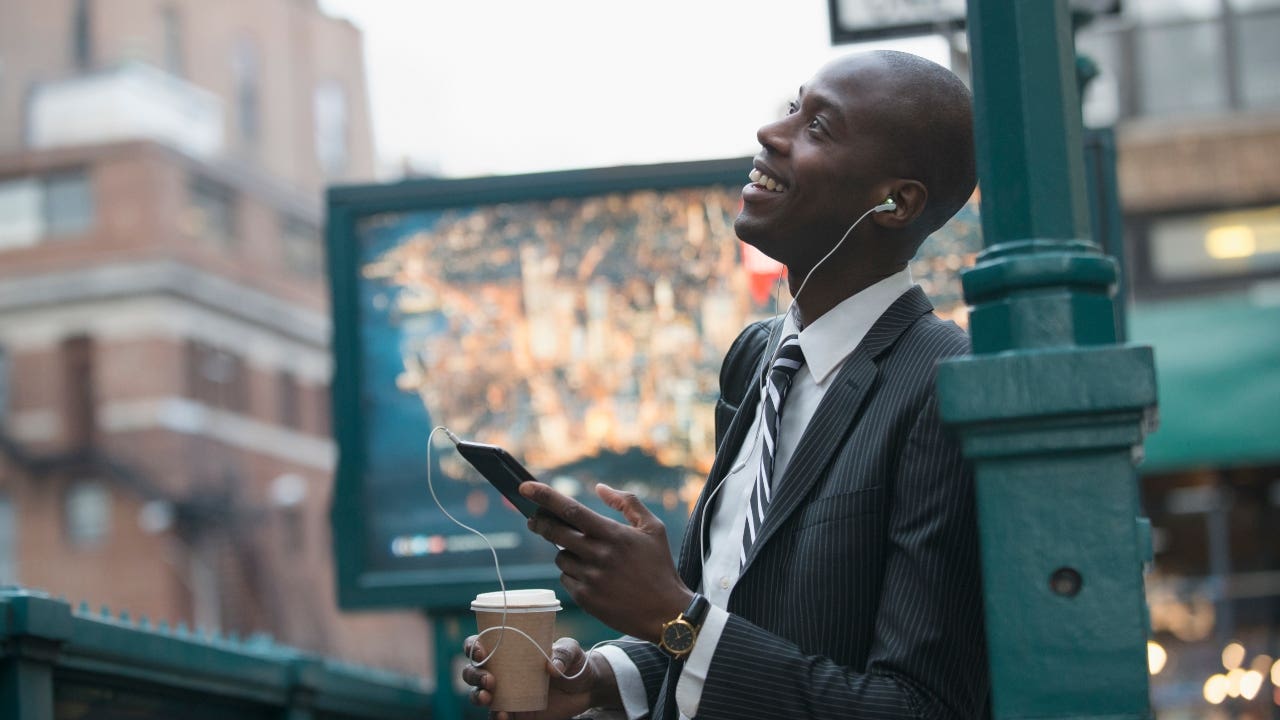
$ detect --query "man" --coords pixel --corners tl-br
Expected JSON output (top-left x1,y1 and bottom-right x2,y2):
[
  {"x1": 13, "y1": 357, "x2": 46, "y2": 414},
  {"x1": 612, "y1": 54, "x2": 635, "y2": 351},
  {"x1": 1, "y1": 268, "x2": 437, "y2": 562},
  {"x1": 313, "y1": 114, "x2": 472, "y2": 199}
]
[{"x1": 463, "y1": 49, "x2": 987, "y2": 719}]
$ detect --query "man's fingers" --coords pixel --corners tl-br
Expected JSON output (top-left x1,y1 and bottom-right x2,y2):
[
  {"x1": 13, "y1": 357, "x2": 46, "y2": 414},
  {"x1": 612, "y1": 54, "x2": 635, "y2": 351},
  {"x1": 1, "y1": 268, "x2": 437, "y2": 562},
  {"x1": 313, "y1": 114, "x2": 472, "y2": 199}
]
[
  {"x1": 553, "y1": 549, "x2": 587, "y2": 581},
  {"x1": 519, "y1": 481, "x2": 611, "y2": 536},
  {"x1": 549, "y1": 638, "x2": 584, "y2": 675},
  {"x1": 528, "y1": 512, "x2": 590, "y2": 551},
  {"x1": 596, "y1": 482, "x2": 657, "y2": 529},
  {"x1": 463, "y1": 635, "x2": 488, "y2": 662},
  {"x1": 460, "y1": 663, "x2": 490, "y2": 688}
]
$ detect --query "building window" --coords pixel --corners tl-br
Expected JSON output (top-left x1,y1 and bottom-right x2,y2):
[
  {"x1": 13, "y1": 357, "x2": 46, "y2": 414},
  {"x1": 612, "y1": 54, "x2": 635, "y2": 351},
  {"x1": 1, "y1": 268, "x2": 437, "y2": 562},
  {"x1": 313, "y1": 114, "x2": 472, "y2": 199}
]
[
  {"x1": 43, "y1": 171, "x2": 94, "y2": 236},
  {"x1": 0, "y1": 346, "x2": 9, "y2": 427},
  {"x1": 231, "y1": 35, "x2": 261, "y2": 148},
  {"x1": 161, "y1": 5, "x2": 184, "y2": 77},
  {"x1": 1132, "y1": 203, "x2": 1280, "y2": 299},
  {"x1": 1079, "y1": 4, "x2": 1280, "y2": 121},
  {"x1": 0, "y1": 494, "x2": 15, "y2": 583},
  {"x1": 72, "y1": 0, "x2": 92, "y2": 70},
  {"x1": 278, "y1": 370, "x2": 300, "y2": 428},
  {"x1": 185, "y1": 340, "x2": 248, "y2": 412},
  {"x1": 0, "y1": 170, "x2": 95, "y2": 249},
  {"x1": 313, "y1": 82, "x2": 349, "y2": 177},
  {"x1": 1138, "y1": 19, "x2": 1227, "y2": 116},
  {"x1": 1148, "y1": 205, "x2": 1280, "y2": 283},
  {"x1": 188, "y1": 176, "x2": 237, "y2": 248},
  {"x1": 281, "y1": 214, "x2": 323, "y2": 279},
  {"x1": 1235, "y1": 9, "x2": 1280, "y2": 109},
  {"x1": 0, "y1": 178, "x2": 40, "y2": 249},
  {"x1": 65, "y1": 481, "x2": 111, "y2": 548}
]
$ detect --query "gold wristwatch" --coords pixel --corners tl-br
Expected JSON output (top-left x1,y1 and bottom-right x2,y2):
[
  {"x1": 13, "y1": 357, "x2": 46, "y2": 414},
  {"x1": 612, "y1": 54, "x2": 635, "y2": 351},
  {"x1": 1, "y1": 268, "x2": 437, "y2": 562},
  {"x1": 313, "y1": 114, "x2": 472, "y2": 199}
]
[{"x1": 658, "y1": 594, "x2": 710, "y2": 660}]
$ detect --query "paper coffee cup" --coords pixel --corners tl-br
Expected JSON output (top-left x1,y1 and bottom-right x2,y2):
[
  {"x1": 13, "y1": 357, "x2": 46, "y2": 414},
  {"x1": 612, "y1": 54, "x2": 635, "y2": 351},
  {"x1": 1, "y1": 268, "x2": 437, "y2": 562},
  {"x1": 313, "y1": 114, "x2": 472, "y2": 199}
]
[{"x1": 471, "y1": 589, "x2": 562, "y2": 713}]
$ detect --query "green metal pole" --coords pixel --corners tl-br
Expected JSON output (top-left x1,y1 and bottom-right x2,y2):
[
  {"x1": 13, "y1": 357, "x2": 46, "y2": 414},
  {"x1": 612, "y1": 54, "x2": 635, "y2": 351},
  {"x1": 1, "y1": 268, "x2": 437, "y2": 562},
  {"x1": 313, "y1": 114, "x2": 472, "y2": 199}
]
[
  {"x1": 0, "y1": 592, "x2": 73, "y2": 720},
  {"x1": 0, "y1": 651, "x2": 57, "y2": 720},
  {"x1": 937, "y1": 2, "x2": 1156, "y2": 718},
  {"x1": 432, "y1": 612, "x2": 467, "y2": 719}
]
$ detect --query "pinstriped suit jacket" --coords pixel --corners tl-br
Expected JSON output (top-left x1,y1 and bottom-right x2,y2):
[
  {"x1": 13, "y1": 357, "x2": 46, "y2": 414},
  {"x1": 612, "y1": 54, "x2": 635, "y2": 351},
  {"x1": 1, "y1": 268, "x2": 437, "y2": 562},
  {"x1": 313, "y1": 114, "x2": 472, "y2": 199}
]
[{"x1": 620, "y1": 286, "x2": 988, "y2": 719}]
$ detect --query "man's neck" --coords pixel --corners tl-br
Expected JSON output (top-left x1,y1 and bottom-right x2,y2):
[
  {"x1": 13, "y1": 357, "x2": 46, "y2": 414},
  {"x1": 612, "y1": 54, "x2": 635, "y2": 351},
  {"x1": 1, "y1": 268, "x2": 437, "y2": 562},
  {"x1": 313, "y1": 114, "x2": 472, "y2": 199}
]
[{"x1": 788, "y1": 264, "x2": 907, "y2": 327}]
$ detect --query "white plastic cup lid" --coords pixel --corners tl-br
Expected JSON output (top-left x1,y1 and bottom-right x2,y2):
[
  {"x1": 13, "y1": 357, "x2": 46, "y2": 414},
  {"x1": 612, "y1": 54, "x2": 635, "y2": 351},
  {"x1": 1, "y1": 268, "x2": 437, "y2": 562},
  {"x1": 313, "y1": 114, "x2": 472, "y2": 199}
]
[{"x1": 471, "y1": 589, "x2": 562, "y2": 611}]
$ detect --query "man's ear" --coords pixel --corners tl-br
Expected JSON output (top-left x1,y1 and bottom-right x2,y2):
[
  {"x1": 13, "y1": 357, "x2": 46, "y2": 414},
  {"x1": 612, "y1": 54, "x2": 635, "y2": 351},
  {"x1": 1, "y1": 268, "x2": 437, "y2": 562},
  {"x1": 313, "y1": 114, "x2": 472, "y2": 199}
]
[{"x1": 872, "y1": 180, "x2": 927, "y2": 229}]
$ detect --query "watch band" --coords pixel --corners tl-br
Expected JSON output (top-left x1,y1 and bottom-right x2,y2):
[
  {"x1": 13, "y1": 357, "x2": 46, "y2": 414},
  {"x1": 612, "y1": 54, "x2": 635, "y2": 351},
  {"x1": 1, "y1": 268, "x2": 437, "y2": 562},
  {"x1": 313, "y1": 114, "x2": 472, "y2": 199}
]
[{"x1": 682, "y1": 593, "x2": 710, "y2": 629}]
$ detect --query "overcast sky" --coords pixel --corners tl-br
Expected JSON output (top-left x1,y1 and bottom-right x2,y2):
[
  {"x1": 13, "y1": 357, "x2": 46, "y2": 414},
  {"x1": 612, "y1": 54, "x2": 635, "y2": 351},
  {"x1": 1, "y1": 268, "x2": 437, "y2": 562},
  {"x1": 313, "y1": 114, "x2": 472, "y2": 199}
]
[{"x1": 317, "y1": 0, "x2": 948, "y2": 178}]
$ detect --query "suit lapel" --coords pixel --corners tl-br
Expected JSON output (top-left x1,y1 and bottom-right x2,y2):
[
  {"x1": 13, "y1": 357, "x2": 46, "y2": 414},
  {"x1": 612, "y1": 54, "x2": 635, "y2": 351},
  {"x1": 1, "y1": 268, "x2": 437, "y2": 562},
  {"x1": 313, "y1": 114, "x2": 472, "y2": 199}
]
[
  {"x1": 677, "y1": 375, "x2": 759, "y2": 589},
  {"x1": 740, "y1": 286, "x2": 935, "y2": 573},
  {"x1": 676, "y1": 321, "x2": 782, "y2": 588}
]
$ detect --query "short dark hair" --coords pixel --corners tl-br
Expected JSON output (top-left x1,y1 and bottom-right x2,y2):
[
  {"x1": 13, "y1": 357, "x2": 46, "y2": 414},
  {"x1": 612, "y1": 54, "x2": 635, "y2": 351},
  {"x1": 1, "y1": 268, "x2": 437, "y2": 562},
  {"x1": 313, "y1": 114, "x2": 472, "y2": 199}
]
[{"x1": 872, "y1": 50, "x2": 977, "y2": 239}]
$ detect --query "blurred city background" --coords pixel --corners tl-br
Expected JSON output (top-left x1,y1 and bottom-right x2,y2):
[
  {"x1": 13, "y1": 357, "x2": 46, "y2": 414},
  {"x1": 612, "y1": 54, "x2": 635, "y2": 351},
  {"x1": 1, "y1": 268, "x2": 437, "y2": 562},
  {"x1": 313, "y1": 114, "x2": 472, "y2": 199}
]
[{"x1": 0, "y1": 0, "x2": 1277, "y2": 717}]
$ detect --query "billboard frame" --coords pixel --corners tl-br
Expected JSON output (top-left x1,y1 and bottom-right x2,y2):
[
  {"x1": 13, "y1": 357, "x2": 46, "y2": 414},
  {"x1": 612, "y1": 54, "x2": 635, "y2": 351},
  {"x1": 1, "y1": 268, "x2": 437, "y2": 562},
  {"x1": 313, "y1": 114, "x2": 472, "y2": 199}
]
[
  {"x1": 327, "y1": 157, "x2": 751, "y2": 611},
  {"x1": 825, "y1": 0, "x2": 1121, "y2": 45}
]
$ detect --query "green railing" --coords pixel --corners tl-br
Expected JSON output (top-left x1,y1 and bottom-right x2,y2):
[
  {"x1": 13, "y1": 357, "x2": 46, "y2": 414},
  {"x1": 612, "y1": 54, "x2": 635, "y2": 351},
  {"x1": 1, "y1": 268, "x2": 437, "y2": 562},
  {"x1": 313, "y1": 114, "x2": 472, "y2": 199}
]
[{"x1": 0, "y1": 587, "x2": 434, "y2": 720}]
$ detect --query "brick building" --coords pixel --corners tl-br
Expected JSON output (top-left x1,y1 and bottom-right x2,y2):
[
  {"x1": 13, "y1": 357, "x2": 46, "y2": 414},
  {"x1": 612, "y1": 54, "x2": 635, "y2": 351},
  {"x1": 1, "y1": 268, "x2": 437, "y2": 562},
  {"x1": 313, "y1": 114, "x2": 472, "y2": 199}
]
[{"x1": 0, "y1": 0, "x2": 429, "y2": 674}]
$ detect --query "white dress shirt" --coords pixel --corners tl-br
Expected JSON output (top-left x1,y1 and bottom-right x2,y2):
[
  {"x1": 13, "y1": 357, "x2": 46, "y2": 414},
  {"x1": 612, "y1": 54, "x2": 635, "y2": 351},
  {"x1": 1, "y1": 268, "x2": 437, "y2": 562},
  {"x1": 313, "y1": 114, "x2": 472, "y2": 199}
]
[{"x1": 593, "y1": 269, "x2": 914, "y2": 720}]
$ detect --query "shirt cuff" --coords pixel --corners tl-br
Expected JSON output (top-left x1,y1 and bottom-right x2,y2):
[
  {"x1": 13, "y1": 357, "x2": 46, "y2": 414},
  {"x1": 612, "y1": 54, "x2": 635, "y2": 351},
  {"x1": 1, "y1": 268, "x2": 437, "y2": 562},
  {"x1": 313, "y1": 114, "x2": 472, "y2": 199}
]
[
  {"x1": 675, "y1": 605, "x2": 729, "y2": 719},
  {"x1": 595, "y1": 644, "x2": 650, "y2": 720}
]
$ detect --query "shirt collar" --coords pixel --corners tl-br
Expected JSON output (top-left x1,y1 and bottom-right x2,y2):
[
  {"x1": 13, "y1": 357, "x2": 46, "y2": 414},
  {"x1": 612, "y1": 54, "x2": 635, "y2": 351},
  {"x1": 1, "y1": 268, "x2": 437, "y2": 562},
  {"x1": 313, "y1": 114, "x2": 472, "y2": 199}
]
[{"x1": 782, "y1": 268, "x2": 914, "y2": 385}]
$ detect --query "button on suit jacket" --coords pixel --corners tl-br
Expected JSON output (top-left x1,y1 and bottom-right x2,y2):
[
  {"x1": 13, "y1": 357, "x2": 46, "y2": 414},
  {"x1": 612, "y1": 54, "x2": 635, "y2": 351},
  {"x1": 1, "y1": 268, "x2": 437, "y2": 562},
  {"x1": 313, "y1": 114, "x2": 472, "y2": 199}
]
[{"x1": 621, "y1": 286, "x2": 988, "y2": 719}]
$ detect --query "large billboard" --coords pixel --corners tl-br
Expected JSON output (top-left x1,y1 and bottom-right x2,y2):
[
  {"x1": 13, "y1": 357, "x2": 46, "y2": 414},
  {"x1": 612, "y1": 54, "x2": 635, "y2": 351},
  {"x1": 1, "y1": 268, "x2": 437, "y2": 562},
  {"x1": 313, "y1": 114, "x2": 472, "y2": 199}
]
[{"x1": 327, "y1": 158, "x2": 980, "y2": 610}]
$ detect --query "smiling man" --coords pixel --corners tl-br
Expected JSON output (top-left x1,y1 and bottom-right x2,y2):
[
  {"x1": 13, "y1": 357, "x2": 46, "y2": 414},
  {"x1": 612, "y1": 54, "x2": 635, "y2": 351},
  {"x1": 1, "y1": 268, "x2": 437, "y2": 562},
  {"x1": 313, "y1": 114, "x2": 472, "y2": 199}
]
[{"x1": 463, "y1": 50, "x2": 988, "y2": 720}]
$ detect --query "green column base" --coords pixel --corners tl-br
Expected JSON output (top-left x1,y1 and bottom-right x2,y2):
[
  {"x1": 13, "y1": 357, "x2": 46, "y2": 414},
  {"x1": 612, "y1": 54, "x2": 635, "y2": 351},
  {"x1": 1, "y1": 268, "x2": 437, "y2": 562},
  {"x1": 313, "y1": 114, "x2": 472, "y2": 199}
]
[{"x1": 939, "y1": 346, "x2": 1156, "y2": 719}]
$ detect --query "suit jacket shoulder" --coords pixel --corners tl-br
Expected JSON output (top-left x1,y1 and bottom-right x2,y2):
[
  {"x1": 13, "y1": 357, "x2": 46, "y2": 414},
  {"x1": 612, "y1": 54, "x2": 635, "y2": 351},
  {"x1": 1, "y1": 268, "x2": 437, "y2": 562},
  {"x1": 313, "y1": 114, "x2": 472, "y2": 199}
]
[{"x1": 713, "y1": 318, "x2": 777, "y2": 450}]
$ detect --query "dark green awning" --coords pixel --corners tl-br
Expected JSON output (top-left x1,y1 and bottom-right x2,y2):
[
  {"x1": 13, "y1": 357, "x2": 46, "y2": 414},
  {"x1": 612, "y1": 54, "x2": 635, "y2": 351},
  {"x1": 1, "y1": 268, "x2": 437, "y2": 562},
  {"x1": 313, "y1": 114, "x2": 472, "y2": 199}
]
[{"x1": 1128, "y1": 290, "x2": 1280, "y2": 473}]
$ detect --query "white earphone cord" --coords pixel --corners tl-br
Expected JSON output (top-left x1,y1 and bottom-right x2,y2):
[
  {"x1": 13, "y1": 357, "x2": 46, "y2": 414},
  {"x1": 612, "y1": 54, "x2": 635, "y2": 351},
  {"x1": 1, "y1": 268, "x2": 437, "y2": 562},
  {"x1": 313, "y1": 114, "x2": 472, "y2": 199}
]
[
  {"x1": 426, "y1": 426, "x2": 646, "y2": 680},
  {"x1": 697, "y1": 200, "x2": 887, "y2": 565},
  {"x1": 431, "y1": 202, "x2": 888, "y2": 673}
]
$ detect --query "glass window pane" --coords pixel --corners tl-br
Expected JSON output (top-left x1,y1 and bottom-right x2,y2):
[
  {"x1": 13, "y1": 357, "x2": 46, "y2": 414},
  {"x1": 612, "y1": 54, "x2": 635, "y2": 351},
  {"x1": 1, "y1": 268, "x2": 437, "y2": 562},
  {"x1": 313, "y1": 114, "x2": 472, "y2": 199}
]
[
  {"x1": 1076, "y1": 28, "x2": 1124, "y2": 126},
  {"x1": 1139, "y1": 20, "x2": 1228, "y2": 116},
  {"x1": 0, "y1": 346, "x2": 8, "y2": 425},
  {"x1": 1150, "y1": 205, "x2": 1280, "y2": 281},
  {"x1": 1235, "y1": 10, "x2": 1280, "y2": 108},
  {"x1": 66, "y1": 481, "x2": 112, "y2": 548},
  {"x1": 189, "y1": 176, "x2": 237, "y2": 247},
  {"x1": 0, "y1": 177, "x2": 44, "y2": 249},
  {"x1": 282, "y1": 214, "x2": 323, "y2": 279},
  {"x1": 1128, "y1": 0, "x2": 1221, "y2": 21},
  {"x1": 162, "y1": 5, "x2": 184, "y2": 76},
  {"x1": 314, "y1": 82, "x2": 349, "y2": 177},
  {"x1": 43, "y1": 170, "x2": 93, "y2": 236},
  {"x1": 1230, "y1": 0, "x2": 1280, "y2": 11},
  {"x1": 232, "y1": 35, "x2": 260, "y2": 147},
  {"x1": 0, "y1": 495, "x2": 15, "y2": 584}
]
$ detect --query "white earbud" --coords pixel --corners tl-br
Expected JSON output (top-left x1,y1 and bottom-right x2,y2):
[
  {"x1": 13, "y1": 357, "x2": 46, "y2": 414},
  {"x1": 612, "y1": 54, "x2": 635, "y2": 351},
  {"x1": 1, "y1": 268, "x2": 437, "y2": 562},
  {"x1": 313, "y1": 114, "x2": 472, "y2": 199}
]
[{"x1": 872, "y1": 196, "x2": 896, "y2": 213}]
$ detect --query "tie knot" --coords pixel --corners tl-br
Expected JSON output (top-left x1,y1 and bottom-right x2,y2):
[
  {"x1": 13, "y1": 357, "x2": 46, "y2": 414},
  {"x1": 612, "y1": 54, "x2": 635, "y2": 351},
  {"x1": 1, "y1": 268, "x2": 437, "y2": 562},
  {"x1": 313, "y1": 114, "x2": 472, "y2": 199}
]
[{"x1": 768, "y1": 334, "x2": 805, "y2": 378}]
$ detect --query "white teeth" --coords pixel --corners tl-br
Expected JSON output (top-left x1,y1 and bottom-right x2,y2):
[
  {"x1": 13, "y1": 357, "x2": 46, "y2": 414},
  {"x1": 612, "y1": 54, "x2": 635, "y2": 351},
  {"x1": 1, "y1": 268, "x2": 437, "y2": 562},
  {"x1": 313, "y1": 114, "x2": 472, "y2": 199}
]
[{"x1": 748, "y1": 168, "x2": 787, "y2": 193}]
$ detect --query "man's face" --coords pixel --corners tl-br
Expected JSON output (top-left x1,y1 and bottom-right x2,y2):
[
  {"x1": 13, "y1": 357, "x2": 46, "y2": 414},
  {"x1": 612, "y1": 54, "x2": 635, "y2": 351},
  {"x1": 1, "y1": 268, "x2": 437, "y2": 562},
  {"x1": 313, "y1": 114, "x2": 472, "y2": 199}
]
[{"x1": 734, "y1": 56, "x2": 898, "y2": 268}]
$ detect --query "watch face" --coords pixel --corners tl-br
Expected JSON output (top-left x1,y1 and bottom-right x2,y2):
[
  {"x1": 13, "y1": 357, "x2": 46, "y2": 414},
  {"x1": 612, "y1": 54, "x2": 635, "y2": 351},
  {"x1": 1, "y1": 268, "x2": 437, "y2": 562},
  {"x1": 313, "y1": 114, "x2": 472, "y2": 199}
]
[{"x1": 663, "y1": 621, "x2": 696, "y2": 653}]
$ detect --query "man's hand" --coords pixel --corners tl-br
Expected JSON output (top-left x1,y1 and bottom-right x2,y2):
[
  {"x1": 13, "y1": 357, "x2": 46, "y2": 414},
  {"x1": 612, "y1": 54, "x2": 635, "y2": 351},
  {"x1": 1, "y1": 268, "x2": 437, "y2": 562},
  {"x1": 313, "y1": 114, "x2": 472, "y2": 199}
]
[
  {"x1": 521, "y1": 481, "x2": 693, "y2": 643},
  {"x1": 461, "y1": 636, "x2": 617, "y2": 719}
]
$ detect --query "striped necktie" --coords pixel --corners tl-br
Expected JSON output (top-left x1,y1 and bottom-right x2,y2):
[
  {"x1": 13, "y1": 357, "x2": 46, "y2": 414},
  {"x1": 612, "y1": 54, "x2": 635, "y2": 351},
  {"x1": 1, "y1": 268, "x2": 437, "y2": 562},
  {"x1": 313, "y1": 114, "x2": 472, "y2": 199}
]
[{"x1": 740, "y1": 333, "x2": 805, "y2": 567}]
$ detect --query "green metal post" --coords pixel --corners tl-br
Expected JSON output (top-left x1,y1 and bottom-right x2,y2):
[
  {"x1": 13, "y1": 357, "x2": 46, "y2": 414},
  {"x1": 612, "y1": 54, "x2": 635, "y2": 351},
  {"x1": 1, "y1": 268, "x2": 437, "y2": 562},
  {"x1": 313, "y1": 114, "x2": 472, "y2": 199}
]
[
  {"x1": 0, "y1": 593, "x2": 73, "y2": 720},
  {"x1": 432, "y1": 613, "x2": 467, "y2": 719},
  {"x1": 937, "y1": 2, "x2": 1156, "y2": 718}
]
